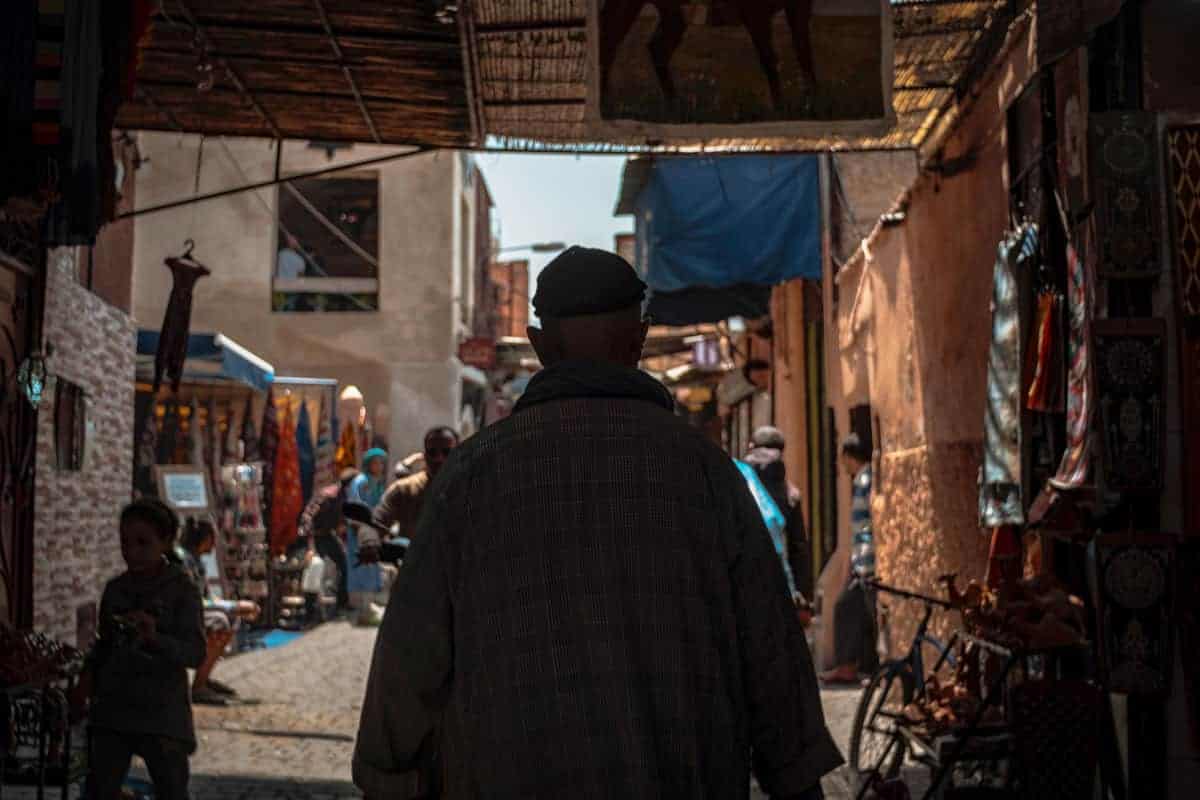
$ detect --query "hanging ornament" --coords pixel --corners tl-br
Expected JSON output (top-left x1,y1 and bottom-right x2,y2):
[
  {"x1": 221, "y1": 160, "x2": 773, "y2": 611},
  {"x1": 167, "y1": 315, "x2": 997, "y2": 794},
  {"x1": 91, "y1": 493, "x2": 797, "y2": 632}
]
[{"x1": 17, "y1": 344, "x2": 54, "y2": 409}]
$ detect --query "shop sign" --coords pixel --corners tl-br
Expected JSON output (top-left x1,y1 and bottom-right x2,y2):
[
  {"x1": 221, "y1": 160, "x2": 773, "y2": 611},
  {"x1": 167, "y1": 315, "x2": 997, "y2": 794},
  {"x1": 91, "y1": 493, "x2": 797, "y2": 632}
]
[{"x1": 458, "y1": 337, "x2": 497, "y2": 370}]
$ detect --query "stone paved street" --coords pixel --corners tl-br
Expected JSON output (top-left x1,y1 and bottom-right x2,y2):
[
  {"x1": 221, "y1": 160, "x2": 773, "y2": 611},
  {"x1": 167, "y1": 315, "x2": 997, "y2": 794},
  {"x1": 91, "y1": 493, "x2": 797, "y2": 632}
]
[{"x1": 151, "y1": 621, "x2": 878, "y2": 799}]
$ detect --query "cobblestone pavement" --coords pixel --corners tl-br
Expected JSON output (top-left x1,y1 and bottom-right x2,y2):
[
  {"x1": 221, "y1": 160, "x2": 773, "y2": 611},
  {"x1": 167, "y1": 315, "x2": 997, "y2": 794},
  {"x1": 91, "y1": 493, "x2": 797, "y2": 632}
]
[{"x1": 148, "y1": 621, "x2": 881, "y2": 799}]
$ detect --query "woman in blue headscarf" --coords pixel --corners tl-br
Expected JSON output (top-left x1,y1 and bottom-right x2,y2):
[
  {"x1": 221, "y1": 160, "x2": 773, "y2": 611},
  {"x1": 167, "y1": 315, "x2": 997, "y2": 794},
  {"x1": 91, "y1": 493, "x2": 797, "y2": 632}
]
[{"x1": 345, "y1": 447, "x2": 388, "y2": 620}]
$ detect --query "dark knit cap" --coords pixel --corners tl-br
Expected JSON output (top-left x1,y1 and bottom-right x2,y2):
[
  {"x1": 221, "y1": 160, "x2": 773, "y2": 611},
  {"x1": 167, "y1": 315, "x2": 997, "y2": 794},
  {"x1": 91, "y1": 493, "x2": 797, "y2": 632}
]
[{"x1": 532, "y1": 246, "x2": 646, "y2": 319}]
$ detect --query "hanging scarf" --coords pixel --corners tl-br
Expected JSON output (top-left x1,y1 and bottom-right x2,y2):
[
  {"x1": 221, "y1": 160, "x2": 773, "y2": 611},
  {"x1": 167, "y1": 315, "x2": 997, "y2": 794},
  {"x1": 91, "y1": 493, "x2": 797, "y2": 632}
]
[
  {"x1": 239, "y1": 392, "x2": 259, "y2": 462},
  {"x1": 206, "y1": 396, "x2": 223, "y2": 498},
  {"x1": 313, "y1": 394, "x2": 336, "y2": 489},
  {"x1": 270, "y1": 401, "x2": 304, "y2": 556},
  {"x1": 1025, "y1": 292, "x2": 1065, "y2": 412},
  {"x1": 296, "y1": 399, "x2": 316, "y2": 505},
  {"x1": 1050, "y1": 222, "x2": 1096, "y2": 490},
  {"x1": 980, "y1": 224, "x2": 1037, "y2": 527},
  {"x1": 260, "y1": 388, "x2": 280, "y2": 523},
  {"x1": 158, "y1": 402, "x2": 180, "y2": 466},
  {"x1": 335, "y1": 420, "x2": 359, "y2": 475}
]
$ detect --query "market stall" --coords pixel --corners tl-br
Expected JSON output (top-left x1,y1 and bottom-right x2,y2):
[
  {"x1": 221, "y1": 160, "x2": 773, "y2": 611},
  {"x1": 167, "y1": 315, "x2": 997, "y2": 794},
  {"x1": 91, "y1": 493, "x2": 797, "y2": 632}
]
[{"x1": 132, "y1": 331, "x2": 339, "y2": 630}]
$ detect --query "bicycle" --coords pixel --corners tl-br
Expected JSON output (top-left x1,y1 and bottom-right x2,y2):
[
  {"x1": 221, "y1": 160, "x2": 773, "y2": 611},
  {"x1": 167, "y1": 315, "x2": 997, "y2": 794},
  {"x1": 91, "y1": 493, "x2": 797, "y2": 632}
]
[{"x1": 847, "y1": 579, "x2": 956, "y2": 796}]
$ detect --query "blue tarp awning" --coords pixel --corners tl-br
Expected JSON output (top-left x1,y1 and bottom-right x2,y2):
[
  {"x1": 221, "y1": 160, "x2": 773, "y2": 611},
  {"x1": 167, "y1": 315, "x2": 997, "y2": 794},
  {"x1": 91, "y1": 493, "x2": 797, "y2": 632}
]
[
  {"x1": 136, "y1": 330, "x2": 275, "y2": 392},
  {"x1": 632, "y1": 156, "x2": 821, "y2": 294}
]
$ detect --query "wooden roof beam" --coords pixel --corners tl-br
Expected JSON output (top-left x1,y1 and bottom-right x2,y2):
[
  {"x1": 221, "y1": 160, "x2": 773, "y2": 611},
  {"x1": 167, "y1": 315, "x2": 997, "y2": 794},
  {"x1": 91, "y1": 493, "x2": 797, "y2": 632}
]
[
  {"x1": 475, "y1": 20, "x2": 587, "y2": 35},
  {"x1": 174, "y1": 0, "x2": 284, "y2": 140},
  {"x1": 310, "y1": 0, "x2": 381, "y2": 144},
  {"x1": 150, "y1": 12, "x2": 457, "y2": 46}
]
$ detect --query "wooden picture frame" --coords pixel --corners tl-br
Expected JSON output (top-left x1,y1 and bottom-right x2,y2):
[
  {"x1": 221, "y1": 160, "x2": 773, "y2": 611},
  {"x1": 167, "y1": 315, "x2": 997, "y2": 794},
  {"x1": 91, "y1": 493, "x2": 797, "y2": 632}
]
[{"x1": 153, "y1": 465, "x2": 215, "y2": 516}]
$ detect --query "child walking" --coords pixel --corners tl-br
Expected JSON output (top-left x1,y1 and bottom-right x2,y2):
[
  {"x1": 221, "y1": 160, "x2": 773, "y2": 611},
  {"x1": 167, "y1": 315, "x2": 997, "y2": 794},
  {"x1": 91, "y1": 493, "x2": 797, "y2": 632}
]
[{"x1": 85, "y1": 498, "x2": 206, "y2": 799}]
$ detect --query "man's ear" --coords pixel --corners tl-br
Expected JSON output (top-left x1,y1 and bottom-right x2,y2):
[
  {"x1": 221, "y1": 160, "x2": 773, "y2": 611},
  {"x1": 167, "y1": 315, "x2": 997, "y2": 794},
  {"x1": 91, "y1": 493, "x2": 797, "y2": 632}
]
[
  {"x1": 528, "y1": 325, "x2": 556, "y2": 367},
  {"x1": 632, "y1": 319, "x2": 650, "y2": 363}
]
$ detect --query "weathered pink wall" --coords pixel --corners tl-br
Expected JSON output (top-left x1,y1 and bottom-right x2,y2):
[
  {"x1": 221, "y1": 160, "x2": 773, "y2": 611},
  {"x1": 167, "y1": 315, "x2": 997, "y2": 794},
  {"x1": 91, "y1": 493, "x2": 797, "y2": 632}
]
[{"x1": 822, "y1": 24, "x2": 1035, "y2": 653}]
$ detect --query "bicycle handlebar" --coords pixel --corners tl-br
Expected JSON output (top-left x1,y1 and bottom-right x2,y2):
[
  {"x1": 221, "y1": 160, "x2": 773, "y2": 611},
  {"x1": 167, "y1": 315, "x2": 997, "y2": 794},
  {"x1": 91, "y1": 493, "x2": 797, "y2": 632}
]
[{"x1": 865, "y1": 578, "x2": 954, "y2": 609}]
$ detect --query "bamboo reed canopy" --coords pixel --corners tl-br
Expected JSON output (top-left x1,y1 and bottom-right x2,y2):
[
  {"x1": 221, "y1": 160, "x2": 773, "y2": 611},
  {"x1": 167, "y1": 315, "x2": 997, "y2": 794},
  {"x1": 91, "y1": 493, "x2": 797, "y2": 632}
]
[
  {"x1": 469, "y1": 0, "x2": 1016, "y2": 153},
  {"x1": 116, "y1": 1, "x2": 1016, "y2": 154},
  {"x1": 116, "y1": 0, "x2": 474, "y2": 147}
]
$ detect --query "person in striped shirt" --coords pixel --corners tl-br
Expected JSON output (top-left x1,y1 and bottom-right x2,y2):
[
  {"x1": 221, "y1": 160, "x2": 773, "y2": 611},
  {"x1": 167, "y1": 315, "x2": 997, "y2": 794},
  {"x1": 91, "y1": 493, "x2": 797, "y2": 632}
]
[{"x1": 820, "y1": 433, "x2": 879, "y2": 685}]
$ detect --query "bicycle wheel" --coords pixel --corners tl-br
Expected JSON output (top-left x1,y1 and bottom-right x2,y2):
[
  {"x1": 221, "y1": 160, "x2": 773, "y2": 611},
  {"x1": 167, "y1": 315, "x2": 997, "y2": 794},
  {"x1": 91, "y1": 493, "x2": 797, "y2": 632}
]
[{"x1": 849, "y1": 661, "x2": 914, "y2": 791}]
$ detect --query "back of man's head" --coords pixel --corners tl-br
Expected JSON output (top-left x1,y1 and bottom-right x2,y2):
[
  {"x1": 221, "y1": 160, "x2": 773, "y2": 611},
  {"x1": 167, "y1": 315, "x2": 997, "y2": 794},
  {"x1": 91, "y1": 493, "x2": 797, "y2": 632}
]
[{"x1": 528, "y1": 246, "x2": 649, "y2": 368}]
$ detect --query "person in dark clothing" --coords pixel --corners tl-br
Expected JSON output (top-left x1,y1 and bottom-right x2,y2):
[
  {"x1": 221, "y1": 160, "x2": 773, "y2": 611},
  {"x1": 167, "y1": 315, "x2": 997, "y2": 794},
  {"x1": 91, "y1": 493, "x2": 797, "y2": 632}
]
[
  {"x1": 85, "y1": 498, "x2": 206, "y2": 800},
  {"x1": 821, "y1": 434, "x2": 879, "y2": 685},
  {"x1": 360, "y1": 426, "x2": 461, "y2": 561},
  {"x1": 744, "y1": 425, "x2": 814, "y2": 605},
  {"x1": 354, "y1": 246, "x2": 840, "y2": 800},
  {"x1": 297, "y1": 468, "x2": 359, "y2": 610}
]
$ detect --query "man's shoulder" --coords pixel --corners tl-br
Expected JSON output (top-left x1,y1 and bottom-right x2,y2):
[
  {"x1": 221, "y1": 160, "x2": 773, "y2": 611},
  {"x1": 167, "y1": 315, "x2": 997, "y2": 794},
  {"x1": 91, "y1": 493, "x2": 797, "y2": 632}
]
[{"x1": 388, "y1": 471, "x2": 429, "y2": 496}]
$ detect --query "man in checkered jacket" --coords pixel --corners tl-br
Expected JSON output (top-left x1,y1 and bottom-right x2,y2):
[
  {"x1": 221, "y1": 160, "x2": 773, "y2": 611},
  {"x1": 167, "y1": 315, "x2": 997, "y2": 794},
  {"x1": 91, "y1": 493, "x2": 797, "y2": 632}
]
[{"x1": 354, "y1": 247, "x2": 842, "y2": 799}]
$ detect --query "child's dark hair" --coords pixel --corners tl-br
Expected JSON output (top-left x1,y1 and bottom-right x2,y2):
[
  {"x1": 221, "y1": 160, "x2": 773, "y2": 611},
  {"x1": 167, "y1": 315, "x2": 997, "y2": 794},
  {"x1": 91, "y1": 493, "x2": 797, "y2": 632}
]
[
  {"x1": 120, "y1": 498, "x2": 180, "y2": 548},
  {"x1": 181, "y1": 516, "x2": 217, "y2": 552}
]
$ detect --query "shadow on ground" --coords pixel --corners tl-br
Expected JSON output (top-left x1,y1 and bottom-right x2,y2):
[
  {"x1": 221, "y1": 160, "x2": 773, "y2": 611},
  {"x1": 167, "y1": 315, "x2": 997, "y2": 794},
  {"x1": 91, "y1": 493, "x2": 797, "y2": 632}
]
[{"x1": 189, "y1": 774, "x2": 361, "y2": 800}]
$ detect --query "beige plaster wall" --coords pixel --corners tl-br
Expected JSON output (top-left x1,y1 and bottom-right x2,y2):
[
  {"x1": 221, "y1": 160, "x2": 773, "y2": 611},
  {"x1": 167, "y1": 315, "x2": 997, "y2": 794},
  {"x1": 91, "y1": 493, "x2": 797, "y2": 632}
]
[{"x1": 132, "y1": 134, "x2": 469, "y2": 456}]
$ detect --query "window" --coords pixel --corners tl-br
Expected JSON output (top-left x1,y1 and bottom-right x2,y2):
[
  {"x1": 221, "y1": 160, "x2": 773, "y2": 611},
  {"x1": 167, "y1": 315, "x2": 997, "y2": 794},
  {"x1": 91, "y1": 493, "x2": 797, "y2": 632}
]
[
  {"x1": 273, "y1": 173, "x2": 379, "y2": 312},
  {"x1": 54, "y1": 380, "x2": 85, "y2": 471}
]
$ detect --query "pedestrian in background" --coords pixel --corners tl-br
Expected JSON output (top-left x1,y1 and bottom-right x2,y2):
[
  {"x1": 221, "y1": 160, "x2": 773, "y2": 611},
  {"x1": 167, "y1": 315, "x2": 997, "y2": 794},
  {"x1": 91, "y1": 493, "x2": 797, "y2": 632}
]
[
  {"x1": 354, "y1": 247, "x2": 841, "y2": 800},
  {"x1": 346, "y1": 448, "x2": 388, "y2": 623},
  {"x1": 742, "y1": 425, "x2": 815, "y2": 616},
  {"x1": 821, "y1": 433, "x2": 879, "y2": 684}
]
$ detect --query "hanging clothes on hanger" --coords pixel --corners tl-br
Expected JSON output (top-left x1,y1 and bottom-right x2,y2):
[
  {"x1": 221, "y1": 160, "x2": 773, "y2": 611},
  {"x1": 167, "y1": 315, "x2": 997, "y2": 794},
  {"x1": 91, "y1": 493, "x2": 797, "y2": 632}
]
[{"x1": 154, "y1": 241, "x2": 210, "y2": 394}]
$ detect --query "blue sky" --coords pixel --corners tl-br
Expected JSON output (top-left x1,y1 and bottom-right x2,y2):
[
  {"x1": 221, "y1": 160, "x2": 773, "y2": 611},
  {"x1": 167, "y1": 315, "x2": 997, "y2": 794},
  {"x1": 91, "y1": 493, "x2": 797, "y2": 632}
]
[{"x1": 475, "y1": 153, "x2": 632, "y2": 304}]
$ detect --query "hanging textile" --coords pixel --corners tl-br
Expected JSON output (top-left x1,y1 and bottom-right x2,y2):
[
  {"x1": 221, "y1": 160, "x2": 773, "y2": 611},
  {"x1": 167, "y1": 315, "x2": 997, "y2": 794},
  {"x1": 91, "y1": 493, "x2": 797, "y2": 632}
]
[
  {"x1": 1090, "y1": 112, "x2": 1163, "y2": 279},
  {"x1": 1025, "y1": 293, "x2": 1066, "y2": 412},
  {"x1": 335, "y1": 421, "x2": 359, "y2": 475},
  {"x1": 157, "y1": 402, "x2": 180, "y2": 466},
  {"x1": 1050, "y1": 222, "x2": 1097, "y2": 490},
  {"x1": 296, "y1": 399, "x2": 316, "y2": 505},
  {"x1": 188, "y1": 398, "x2": 204, "y2": 466},
  {"x1": 206, "y1": 396, "x2": 223, "y2": 499},
  {"x1": 0, "y1": 1, "x2": 38, "y2": 208},
  {"x1": 153, "y1": 246, "x2": 211, "y2": 394},
  {"x1": 42, "y1": 0, "x2": 104, "y2": 245},
  {"x1": 1094, "y1": 319, "x2": 1166, "y2": 490},
  {"x1": 980, "y1": 224, "x2": 1038, "y2": 527},
  {"x1": 239, "y1": 393, "x2": 259, "y2": 462},
  {"x1": 270, "y1": 402, "x2": 303, "y2": 556},
  {"x1": 133, "y1": 392, "x2": 158, "y2": 495},
  {"x1": 313, "y1": 395, "x2": 335, "y2": 490},
  {"x1": 1166, "y1": 127, "x2": 1200, "y2": 534},
  {"x1": 259, "y1": 388, "x2": 280, "y2": 524}
]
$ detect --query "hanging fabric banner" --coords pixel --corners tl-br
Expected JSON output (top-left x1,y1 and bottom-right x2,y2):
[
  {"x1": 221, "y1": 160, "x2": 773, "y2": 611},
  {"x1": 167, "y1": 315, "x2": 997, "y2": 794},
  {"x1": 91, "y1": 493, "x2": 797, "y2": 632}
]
[
  {"x1": 1090, "y1": 112, "x2": 1163, "y2": 278},
  {"x1": 587, "y1": 0, "x2": 893, "y2": 141},
  {"x1": 1093, "y1": 318, "x2": 1166, "y2": 491},
  {"x1": 980, "y1": 224, "x2": 1038, "y2": 527}
]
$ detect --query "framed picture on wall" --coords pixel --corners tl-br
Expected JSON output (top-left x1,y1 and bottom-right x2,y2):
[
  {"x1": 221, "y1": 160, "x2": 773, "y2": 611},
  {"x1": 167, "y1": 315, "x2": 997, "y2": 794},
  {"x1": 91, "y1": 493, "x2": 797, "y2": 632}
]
[{"x1": 154, "y1": 465, "x2": 214, "y2": 516}]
